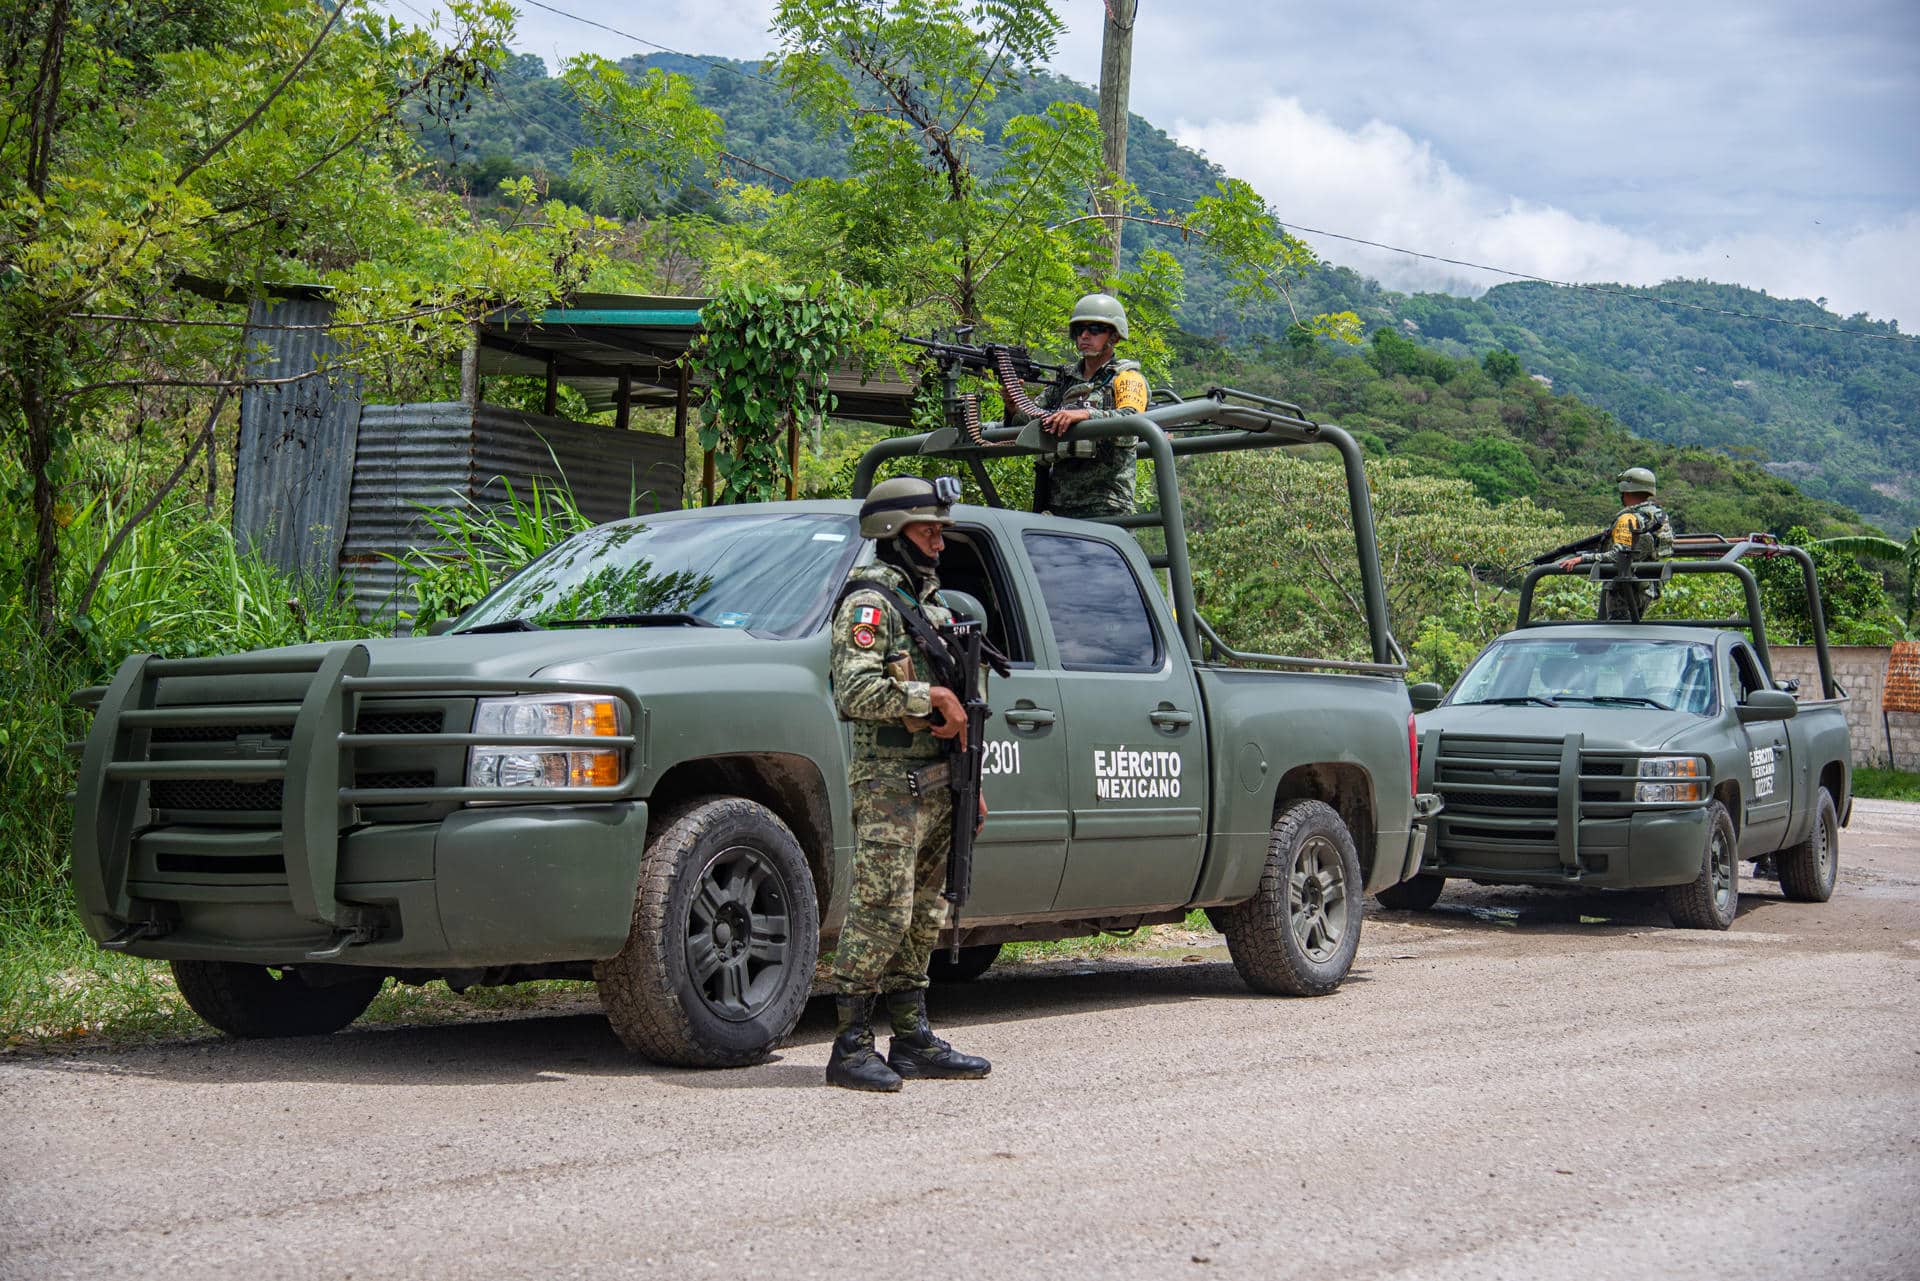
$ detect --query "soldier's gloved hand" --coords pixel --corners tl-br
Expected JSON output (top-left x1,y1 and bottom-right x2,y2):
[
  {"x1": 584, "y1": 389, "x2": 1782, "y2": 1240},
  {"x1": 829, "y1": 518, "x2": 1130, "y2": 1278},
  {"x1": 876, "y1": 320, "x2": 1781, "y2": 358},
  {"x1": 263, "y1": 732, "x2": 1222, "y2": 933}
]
[{"x1": 928, "y1": 686, "x2": 967, "y2": 747}]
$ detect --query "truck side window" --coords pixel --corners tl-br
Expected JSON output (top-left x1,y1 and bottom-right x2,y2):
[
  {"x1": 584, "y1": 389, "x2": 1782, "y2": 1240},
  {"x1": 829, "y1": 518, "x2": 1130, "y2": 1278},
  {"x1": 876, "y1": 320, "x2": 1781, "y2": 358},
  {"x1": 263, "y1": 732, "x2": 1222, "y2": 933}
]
[
  {"x1": 941, "y1": 527, "x2": 1031, "y2": 663},
  {"x1": 1022, "y1": 532, "x2": 1161, "y2": 671},
  {"x1": 1730, "y1": 645, "x2": 1767, "y2": 701}
]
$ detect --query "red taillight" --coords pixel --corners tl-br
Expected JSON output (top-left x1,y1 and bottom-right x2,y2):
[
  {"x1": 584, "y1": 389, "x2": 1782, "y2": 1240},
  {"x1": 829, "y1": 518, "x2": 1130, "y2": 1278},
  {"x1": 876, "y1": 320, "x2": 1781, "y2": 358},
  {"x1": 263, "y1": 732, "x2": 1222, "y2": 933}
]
[{"x1": 1408, "y1": 712, "x2": 1418, "y2": 796}]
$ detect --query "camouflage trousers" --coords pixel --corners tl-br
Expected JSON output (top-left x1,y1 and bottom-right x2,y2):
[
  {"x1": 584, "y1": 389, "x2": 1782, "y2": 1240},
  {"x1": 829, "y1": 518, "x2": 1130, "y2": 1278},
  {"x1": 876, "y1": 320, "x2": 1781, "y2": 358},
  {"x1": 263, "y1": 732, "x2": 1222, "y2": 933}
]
[{"x1": 829, "y1": 776, "x2": 952, "y2": 995}]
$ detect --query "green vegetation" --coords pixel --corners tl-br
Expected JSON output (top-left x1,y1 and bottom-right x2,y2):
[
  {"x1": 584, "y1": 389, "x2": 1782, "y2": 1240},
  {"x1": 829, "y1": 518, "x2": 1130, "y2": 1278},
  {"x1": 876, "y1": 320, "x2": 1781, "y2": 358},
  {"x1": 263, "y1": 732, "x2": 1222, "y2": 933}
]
[{"x1": 1851, "y1": 768, "x2": 1920, "y2": 803}]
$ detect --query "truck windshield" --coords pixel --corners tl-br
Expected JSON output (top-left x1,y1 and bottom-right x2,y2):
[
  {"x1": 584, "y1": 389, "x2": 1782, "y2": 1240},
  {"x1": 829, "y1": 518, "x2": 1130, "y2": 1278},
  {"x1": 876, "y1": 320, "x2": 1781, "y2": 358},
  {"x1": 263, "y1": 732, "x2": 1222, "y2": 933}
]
[
  {"x1": 455, "y1": 512, "x2": 861, "y2": 639},
  {"x1": 1451, "y1": 638, "x2": 1717, "y2": 715}
]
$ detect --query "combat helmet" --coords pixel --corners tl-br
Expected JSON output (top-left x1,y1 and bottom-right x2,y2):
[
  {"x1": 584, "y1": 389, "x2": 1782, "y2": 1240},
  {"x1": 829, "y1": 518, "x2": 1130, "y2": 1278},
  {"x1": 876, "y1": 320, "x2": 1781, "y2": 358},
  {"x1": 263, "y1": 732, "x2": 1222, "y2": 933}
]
[
  {"x1": 1069, "y1": 292, "x2": 1129, "y2": 341},
  {"x1": 858, "y1": 475, "x2": 959, "y2": 539},
  {"x1": 1616, "y1": 466, "x2": 1657, "y2": 496}
]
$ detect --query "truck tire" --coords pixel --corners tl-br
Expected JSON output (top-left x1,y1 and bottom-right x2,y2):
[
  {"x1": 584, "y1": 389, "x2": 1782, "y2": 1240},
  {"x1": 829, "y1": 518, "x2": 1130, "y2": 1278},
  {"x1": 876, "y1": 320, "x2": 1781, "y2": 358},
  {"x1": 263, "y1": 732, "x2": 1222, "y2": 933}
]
[
  {"x1": 169, "y1": 961, "x2": 384, "y2": 1038},
  {"x1": 928, "y1": 943, "x2": 1002, "y2": 983},
  {"x1": 1375, "y1": 874, "x2": 1446, "y2": 912},
  {"x1": 596, "y1": 797, "x2": 819, "y2": 1068},
  {"x1": 1776, "y1": 787, "x2": 1839, "y2": 903},
  {"x1": 1213, "y1": 799, "x2": 1364, "y2": 996},
  {"x1": 1665, "y1": 800, "x2": 1739, "y2": 930}
]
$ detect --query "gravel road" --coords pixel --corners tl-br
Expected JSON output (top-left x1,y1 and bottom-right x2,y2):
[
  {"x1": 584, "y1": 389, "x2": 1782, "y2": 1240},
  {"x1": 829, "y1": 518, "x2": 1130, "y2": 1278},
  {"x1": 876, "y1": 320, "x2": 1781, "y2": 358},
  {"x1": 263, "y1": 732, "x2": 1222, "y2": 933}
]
[{"x1": 4, "y1": 799, "x2": 1916, "y2": 1280}]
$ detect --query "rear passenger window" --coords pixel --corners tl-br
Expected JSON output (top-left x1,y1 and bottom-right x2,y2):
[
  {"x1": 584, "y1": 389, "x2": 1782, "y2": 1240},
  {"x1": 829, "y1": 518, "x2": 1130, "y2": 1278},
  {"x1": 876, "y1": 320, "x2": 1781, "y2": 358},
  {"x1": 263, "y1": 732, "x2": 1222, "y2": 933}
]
[{"x1": 1022, "y1": 533, "x2": 1161, "y2": 671}]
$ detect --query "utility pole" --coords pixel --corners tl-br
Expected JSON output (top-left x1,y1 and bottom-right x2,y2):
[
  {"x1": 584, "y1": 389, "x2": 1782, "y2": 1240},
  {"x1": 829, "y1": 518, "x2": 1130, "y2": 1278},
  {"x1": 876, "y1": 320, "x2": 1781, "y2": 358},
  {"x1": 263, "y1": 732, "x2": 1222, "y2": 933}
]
[{"x1": 1096, "y1": 0, "x2": 1138, "y2": 279}]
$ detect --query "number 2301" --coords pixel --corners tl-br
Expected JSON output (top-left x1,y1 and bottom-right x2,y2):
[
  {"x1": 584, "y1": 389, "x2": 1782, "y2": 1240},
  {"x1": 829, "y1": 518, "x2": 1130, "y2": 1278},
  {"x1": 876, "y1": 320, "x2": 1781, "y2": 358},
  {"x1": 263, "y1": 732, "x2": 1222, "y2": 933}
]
[{"x1": 983, "y1": 740, "x2": 1022, "y2": 775}]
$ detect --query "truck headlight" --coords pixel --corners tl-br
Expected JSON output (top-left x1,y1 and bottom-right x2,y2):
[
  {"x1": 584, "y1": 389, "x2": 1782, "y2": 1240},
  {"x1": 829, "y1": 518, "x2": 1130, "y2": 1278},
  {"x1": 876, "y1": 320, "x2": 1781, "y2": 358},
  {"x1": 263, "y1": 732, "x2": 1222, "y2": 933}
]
[
  {"x1": 468, "y1": 695, "x2": 626, "y2": 789},
  {"x1": 1635, "y1": 755, "x2": 1706, "y2": 803}
]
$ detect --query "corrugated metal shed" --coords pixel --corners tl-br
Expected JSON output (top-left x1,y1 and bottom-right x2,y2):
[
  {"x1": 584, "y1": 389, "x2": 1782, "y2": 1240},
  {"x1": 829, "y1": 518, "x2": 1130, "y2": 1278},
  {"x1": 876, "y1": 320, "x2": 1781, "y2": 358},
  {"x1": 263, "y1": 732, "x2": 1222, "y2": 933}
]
[
  {"x1": 341, "y1": 403, "x2": 685, "y2": 621},
  {"x1": 231, "y1": 297, "x2": 363, "y2": 581}
]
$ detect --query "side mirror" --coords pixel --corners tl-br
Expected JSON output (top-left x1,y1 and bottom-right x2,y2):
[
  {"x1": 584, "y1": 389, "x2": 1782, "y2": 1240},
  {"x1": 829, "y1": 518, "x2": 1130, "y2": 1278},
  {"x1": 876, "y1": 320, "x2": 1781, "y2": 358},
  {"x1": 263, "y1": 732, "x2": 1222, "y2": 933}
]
[
  {"x1": 425, "y1": 618, "x2": 459, "y2": 636},
  {"x1": 1408, "y1": 682, "x2": 1445, "y2": 713},
  {"x1": 1735, "y1": 689, "x2": 1797, "y2": 723}
]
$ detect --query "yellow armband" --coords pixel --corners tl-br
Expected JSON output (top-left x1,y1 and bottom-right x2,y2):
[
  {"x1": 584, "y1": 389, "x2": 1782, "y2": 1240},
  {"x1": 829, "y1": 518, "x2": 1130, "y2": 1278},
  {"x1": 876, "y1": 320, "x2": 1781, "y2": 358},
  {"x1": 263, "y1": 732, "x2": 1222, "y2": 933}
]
[
  {"x1": 1112, "y1": 369, "x2": 1149, "y2": 413},
  {"x1": 1610, "y1": 512, "x2": 1640, "y2": 548}
]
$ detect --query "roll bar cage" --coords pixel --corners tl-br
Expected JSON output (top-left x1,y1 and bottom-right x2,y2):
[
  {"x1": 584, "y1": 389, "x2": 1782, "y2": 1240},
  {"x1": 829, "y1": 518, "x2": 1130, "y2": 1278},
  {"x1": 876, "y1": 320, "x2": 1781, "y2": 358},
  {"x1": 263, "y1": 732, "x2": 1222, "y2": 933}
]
[
  {"x1": 1515, "y1": 534, "x2": 1840, "y2": 700},
  {"x1": 853, "y1": 387, "x2": 1404, "y2": 676}
]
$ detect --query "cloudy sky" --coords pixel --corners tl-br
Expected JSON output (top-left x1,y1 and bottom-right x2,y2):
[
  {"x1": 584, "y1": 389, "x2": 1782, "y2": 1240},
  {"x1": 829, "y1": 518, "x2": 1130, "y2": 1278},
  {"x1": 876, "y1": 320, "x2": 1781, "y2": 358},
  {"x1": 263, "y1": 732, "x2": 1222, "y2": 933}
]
[{"x1": 425, "y1": 0, "x2": 1920, "y2": 328}]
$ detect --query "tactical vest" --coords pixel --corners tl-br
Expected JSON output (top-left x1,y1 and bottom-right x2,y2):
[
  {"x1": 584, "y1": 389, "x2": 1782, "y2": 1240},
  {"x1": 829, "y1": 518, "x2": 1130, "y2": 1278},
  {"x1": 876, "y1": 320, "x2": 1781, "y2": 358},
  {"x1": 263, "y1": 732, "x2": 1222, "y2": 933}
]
[
  {"x1": 1040, "y1": 357, "x2": 1145, "y2": 460},
  {"x1": 1610, "y1": 500, "x2": 1673, "y2": 562},
  {"x1": 833, "y1": 562, "x2": 953, "y2": 783}
]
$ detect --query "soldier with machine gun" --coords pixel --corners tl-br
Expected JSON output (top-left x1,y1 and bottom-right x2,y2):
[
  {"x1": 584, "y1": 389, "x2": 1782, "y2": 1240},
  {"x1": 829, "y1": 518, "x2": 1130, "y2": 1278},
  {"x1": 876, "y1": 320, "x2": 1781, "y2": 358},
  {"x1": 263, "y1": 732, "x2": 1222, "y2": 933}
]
[
  {"x1": 824, "y1": 475, "x2": 1002, "y2": 1092},
  {"x1": 1535, "y1": 466, "x2": 1676, "y2": 621},
  {"x1": 903, "y1": 293, "x2": 1152, "y2": 519}
]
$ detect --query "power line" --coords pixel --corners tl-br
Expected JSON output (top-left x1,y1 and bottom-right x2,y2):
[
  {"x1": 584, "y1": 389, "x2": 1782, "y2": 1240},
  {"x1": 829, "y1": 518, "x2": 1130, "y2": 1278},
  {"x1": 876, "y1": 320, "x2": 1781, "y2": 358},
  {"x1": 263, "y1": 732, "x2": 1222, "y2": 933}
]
[{"x1": 516, "y1": 0, "x2": 781, "y2": 86}]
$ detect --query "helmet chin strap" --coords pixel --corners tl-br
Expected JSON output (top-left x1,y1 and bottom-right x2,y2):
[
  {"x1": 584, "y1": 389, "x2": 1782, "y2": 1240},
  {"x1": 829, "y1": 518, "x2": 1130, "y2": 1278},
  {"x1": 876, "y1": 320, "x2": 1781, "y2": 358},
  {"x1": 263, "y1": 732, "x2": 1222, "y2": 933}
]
[{"x1": 878, "y1": 533, "x2": 936, "y2": 587}]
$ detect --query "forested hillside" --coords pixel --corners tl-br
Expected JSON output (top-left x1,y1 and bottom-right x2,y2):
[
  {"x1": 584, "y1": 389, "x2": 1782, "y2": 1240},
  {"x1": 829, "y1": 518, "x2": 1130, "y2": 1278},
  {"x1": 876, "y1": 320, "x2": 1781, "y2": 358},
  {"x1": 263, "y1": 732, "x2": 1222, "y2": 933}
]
[{"x1": 435, "y1": 54, "x2": 1919, "y2": 538}]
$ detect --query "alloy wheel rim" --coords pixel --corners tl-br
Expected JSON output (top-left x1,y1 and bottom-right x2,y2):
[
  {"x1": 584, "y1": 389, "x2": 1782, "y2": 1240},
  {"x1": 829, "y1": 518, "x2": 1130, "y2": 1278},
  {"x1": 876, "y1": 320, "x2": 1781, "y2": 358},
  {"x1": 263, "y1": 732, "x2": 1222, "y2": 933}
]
[
  {"x1": 684, "y1": 843, "x2": 791, "y2": 1022},
  {"x1": 1288, "y1": 835, "x2": 1348, "y2": 964},
  {"x1": 1710, "y1": 827, "x2": 1734, "y2": 915}
]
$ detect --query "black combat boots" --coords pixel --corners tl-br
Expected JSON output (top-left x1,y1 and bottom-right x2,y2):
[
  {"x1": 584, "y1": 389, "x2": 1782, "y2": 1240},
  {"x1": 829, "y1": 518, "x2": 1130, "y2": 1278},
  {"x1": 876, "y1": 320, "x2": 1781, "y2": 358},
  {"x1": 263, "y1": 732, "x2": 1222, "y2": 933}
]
[
  {"x1": 884, "y1": 989, "x2": 990, "y2": 1079},
  {"x1": 825, "y1": 995, "x2": 903, "y2": 1092}
]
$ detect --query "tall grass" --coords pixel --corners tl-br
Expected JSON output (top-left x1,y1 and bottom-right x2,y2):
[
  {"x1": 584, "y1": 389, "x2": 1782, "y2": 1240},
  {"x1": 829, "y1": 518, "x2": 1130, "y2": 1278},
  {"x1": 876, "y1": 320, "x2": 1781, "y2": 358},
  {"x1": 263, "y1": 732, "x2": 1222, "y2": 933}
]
[{"x1": 388, "y1": 475, "x2": 596, "y2": 628}]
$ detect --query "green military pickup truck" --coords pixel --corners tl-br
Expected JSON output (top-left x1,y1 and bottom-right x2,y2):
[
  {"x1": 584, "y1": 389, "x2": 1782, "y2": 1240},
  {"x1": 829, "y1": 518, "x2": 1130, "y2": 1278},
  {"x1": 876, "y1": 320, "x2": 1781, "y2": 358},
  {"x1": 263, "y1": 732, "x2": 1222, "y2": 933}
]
[
  {"x1": 70, "y1": 389, "x2": 1437, "y2": 1067},
  {"x1": 1391, "y1": 537, "x2": 1850, "y2": 929}
]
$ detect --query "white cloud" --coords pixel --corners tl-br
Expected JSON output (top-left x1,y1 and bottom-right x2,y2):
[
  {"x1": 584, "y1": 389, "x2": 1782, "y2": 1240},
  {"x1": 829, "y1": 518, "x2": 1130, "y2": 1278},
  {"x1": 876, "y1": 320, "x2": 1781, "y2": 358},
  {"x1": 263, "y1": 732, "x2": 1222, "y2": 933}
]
[{"x1": 1175, "y1": 97, "x2": 1919, "y2": 330}]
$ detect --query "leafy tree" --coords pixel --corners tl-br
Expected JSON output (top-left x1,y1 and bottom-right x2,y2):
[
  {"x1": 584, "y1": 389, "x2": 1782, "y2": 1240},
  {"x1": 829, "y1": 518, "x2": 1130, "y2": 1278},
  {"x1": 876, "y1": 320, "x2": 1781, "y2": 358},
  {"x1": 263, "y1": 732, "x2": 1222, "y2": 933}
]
[
  {"x1": 0, "y1": 0, "x2": 605, "y2": 630},
  {"x1": 1810, "y1": 530, "x2": 1919, "y2": 637},
  {"x1": 1482, "y1": 347, "x2": 1523, "y2": 385},
  {"x1": 1456, "y1": 436, "x2": 1539, "y2": 505}
]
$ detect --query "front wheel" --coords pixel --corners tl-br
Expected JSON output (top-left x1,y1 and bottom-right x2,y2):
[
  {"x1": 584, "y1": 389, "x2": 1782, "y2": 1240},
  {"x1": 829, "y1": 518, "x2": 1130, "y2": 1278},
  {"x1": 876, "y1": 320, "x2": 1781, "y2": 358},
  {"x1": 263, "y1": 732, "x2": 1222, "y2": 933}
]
[
  {"x1": 170, "y1": 961, "x2": 384, "y2": 1038},
  {"x1": 1777, "y1": 787, "x2": 1839, "y2": 902},
  {"x1": 1213, "y1": 799, "x2": 1364, "y2": 996},
  {"x1": 596, "y1": 797, "x2": 819, "y2": 1068},
  {"x1": 1665, "y1": 800, "x2": 1739, "y2": 929}
]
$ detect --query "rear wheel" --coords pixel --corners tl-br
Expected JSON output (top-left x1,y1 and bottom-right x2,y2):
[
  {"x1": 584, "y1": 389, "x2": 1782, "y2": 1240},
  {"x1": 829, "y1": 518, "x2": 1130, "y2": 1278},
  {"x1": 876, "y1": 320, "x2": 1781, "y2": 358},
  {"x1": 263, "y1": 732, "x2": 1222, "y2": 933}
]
[
  {"x1": 1777, "y1": 788, "x2": 1839, "y2": 903},
  {"x1": 170, "y1": 961, "x2": 384, "y2": 1038},
  {"x1": 1376, "y1": 873, "x2": 1446, "y2": 912},
  {"x1": 928, "y1": 943, "x2": 1002, "y2": 983},
  {"x1": 596, "y1": 797, "x2": 819, "y2": 1068},
  {"x1": 1214, "y1": 799, "x2": 1364, "y2": 996},
  {"x1": 1665, "y1": 800, "x2": 1739, "y2": 930}
]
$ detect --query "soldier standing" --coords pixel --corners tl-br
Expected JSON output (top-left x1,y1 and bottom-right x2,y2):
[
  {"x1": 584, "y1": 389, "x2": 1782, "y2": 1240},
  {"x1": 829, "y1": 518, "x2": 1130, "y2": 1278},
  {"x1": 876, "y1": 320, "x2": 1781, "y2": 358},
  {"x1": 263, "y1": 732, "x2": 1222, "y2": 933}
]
[
  {"x1": 825, "y1": 475, "x2": 992, "y2": 1092},
  {"x1": 1561, "y1": 467, "x2": 1675, "y2": 620},
  {"x1": 1034, "y1": 293, "x2": 1152, "y2": 519}
]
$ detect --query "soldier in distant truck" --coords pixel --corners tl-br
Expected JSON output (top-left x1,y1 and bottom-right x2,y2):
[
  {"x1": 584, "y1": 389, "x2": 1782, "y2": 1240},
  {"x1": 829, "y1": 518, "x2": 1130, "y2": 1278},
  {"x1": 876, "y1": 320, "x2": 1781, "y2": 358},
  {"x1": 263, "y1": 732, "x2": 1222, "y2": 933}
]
[
  {"x1": 1559, "y1": 467, "x2": 1675, "y2": 620},
  {"x1": 1034, "y1": 293, "x2": 1151, "y2": 519}
]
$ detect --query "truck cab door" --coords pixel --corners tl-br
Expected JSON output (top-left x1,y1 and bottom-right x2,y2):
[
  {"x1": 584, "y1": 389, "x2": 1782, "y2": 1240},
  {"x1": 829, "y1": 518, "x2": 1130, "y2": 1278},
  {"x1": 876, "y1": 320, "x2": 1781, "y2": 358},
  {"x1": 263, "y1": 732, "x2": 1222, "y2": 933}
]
[
  {"x1": 1019, "y1": 530, "x2": 1205, "y2": 913},
  {"x1": 1727, "y1": 642, "x2": 1792, "y2": 853},
  {"x1": 938, "y1": 525, "x2": 1070, "y2": 918}
]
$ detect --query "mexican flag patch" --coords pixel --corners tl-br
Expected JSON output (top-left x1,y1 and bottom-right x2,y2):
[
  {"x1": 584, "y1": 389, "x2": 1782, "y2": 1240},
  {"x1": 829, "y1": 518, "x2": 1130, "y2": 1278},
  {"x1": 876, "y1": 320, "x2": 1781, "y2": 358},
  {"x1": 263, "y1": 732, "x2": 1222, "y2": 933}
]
[{"x1": 856, "y1": 605, "x2": 883, "y2": 628}]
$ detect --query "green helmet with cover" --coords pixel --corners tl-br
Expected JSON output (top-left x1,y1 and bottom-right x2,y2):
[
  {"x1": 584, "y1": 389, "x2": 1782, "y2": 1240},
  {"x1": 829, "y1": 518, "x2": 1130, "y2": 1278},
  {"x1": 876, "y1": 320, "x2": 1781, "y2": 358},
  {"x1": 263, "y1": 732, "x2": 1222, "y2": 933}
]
[
  {"x1": 858, "y1": 475, "x2": 959, "y2": 539},
  {"x1": 1616, "y1": 466, "x2": 1658, "y2": 496},
  {"x1": 1069, "y1": 292, "x2": 1129, "y2": 341}
]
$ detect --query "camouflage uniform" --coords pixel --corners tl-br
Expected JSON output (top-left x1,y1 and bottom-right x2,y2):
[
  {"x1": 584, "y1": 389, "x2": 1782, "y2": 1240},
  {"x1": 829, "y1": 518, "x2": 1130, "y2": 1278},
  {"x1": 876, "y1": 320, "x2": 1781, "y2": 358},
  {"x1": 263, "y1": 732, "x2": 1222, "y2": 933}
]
[
  {"x1": 1600, "y1": 499, "x2": 1675, "y2": 620},
  {"x1": 1036, "y1": 357, "x2": 1151, "y2": 518},
  {"x1": 828, "y1": 559, "x2": 955, "y2": 996}
]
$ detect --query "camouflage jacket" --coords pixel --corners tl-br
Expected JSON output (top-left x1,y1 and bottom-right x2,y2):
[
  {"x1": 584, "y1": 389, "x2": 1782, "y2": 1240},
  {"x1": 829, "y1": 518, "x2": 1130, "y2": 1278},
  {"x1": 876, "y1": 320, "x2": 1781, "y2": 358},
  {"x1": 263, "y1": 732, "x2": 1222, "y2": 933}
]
[
  {"x1": 830, "y1": 560, "x2": 954, "y2": 784},
  {"x1": 1608, "y1": 500, "x2": 1674, "y2": 561},
  {"x1": 1037, "y1": 357, "x2": 1150, "y2": 517}
]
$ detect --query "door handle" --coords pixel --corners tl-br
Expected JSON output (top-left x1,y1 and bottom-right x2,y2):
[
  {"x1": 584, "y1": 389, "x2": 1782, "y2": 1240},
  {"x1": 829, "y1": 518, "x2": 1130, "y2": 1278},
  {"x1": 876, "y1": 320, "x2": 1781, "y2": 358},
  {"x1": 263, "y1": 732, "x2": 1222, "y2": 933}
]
[
  {"x1": 1148, "y1": 707, "x2": 1194, "y2": 728},
  {"x1": 1004, "y1": 706, "x2": 1057, "y2": 729}
]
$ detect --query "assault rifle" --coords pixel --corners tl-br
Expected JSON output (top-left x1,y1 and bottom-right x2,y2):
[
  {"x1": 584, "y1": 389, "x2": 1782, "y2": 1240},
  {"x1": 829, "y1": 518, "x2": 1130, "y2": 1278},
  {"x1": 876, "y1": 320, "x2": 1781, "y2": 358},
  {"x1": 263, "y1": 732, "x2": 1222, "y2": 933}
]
[{"x1": 928, "y1": 618, "x2": 1010, "y2": 959}]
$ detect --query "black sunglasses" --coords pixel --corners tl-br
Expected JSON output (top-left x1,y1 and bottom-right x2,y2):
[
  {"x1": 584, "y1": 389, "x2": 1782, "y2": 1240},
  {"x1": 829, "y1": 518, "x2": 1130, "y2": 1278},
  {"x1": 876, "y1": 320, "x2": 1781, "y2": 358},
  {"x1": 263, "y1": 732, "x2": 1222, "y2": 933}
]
[{"x1": 1069, "y1": 321, "x2": 1114, "y2": 337}]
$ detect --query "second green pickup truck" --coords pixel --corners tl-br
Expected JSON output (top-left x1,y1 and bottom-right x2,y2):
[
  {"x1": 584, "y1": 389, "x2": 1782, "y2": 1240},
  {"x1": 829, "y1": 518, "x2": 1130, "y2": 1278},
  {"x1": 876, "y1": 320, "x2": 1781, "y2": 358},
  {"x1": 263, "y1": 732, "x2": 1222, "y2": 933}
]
[{"x1": 1393, "y1": 536, "x2": 1850, "y2": 928}]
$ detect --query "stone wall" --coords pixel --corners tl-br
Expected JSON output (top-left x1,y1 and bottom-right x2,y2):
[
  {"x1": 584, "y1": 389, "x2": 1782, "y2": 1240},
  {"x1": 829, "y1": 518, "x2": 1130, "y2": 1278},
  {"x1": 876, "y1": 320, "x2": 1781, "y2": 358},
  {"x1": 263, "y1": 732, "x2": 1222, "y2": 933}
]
[{"x1": 1768, "y1": 644, "x2": 1920, "y2": 769}]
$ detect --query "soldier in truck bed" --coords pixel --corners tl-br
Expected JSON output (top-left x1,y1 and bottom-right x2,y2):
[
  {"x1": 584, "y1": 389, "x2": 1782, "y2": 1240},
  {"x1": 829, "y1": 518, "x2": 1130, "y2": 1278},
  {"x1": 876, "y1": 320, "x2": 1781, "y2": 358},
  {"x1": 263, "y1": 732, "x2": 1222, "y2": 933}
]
[
  {"x1": 1560, "y1": 467, "x2": 1675, "y2": 620},
  {"x1": 1033, "y1": 293, "x2": 1152, "y2": 519}
]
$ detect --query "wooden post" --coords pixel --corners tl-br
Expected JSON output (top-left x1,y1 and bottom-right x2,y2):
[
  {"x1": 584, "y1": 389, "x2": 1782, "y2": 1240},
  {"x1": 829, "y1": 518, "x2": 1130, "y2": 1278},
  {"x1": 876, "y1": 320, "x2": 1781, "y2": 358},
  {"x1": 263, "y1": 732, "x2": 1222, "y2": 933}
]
[
  {"x1": 542, "y1": 356, "x2": 557, "y2": 417},
  {"x1": 459, "y1": 328, "x2": 480, "y2": 407},
  {"x1": 615, "y1": 366, "x2": 632, "y2": 431},
  {"x1": 1096, "y1": 0, "x2": 1139, "y2": 277},
  {"x1": 785, "y1": 414, "x2": 800, "y2": 501}
]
